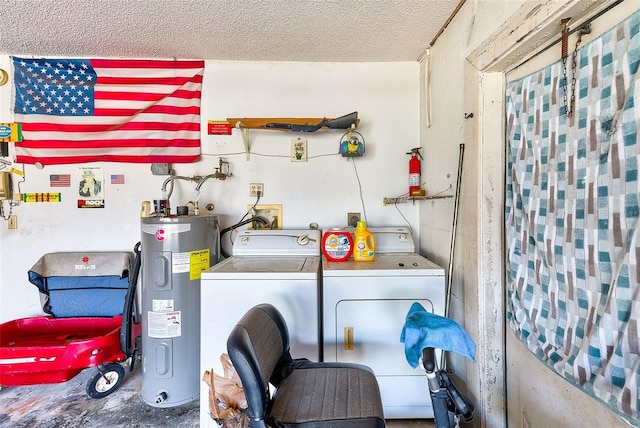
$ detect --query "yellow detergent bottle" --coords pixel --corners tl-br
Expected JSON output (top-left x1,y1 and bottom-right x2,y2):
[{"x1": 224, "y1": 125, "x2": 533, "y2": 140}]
[{"x1": 353, "y1": 221, "x2": 375, "y2": 261}]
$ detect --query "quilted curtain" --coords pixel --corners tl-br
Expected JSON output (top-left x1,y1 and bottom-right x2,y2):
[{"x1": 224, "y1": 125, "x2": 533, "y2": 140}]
[{"x1": 505, "y1": 10, "x2": 640, "y2": 421}]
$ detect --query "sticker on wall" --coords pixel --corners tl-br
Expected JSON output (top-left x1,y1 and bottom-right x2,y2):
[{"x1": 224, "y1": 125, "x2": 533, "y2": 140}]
[
  {"x1": 77, "y1": 199, "x2": 105, "y2": 208},
  {"x1": 22, "y1": 192, "x2": 61, "y2": 202},
  {"x1": 110, "y1": 174, "x2": 125, "y2": 184},
  {"x1": 0, "y1": 123, "x2": 21, "y2": 142},
  {"x1": 78, "y1": 167, "x2": 104, "y2": 208},
  {"x1": 49, "y1": 174, "x2": 71, "y2": 187},
  {"x1": 207, "y1": 120, "x2": 232, "y2": 135}
]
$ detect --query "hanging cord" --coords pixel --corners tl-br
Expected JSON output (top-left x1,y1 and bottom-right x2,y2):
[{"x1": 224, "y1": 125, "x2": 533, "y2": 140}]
[
  {"x1": 219, "y1": 216, "x2": 269, "y2": 258},
  {"x1": 351, "y1": 158, "x2": 368, "y2": 223},
  {"x1": 391, "y1": 191, "x2": 414, "y2": 237},
  {"x1": 217, "y1": 192, "x2": 265, "y2": 258},
  {"x1": 239, "y1": 191, "x2": 261, "y2": 223}
]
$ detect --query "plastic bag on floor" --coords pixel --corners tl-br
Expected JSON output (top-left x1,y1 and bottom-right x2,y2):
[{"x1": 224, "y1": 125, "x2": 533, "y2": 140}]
[{"x1": 202, "y1": 353, "x2": 249, "y2": 428}]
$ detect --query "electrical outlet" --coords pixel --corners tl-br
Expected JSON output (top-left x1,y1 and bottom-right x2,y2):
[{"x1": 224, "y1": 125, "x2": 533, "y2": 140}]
[
  {"x1": 347, "y1": 212, "x2": 361, "y2": 227},
  {"x1": 250, "y1": 183, "x2": 264, "y2": 197},
  {"x1": 8, "y1": 214, "x2": 17, "y2": 229}
]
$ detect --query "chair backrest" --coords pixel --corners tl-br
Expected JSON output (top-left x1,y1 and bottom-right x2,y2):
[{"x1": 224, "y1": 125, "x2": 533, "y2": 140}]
[{"x1": 227, "y1": 304, "x2": 290, "y2": 426}]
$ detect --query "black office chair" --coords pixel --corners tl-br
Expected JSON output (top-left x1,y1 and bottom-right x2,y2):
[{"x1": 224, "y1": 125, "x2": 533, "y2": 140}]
[{"x1": 227, "y1": 303, "x2": 386, "y2": 428}]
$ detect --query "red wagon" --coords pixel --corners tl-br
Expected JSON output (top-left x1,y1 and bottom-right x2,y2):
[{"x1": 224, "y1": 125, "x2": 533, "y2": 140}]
[{"x1": 0, "y1": 243, "x2": 141, "y2": 398}]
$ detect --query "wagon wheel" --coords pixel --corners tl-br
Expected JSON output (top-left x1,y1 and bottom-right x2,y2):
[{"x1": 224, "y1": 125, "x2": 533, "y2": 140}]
[{"x1": 86, "y1": 363, "x2": 126, "y2": 399}]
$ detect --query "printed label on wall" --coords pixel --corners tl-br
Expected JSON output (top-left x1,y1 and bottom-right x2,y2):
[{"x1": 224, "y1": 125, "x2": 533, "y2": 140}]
[{"x1": 147, "y1": 310, "x2": 181, "y2": 338}]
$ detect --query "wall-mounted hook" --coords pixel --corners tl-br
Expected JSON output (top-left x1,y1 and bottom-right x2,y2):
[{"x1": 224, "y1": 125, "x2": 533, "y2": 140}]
[
  {"x1": 464, "y1": 113, "x2": 474, "y2": 119},
  {"x1": 578, "y1": 22, "x2": 592, "y2": 36}
]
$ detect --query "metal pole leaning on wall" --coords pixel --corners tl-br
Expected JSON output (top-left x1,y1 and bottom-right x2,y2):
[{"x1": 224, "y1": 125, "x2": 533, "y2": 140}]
[
  {"x1": 445, "y1": 143, "x2": 465, "y2": 318},
  {"x1": 442, "y1": 143, "x2": 465, "y2": 369}
]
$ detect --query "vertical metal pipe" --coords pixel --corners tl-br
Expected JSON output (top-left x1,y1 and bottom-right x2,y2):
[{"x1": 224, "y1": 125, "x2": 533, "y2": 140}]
[
  {"x1": 441, "y1": 143, "x2": 464, "y2": 370},
  {"x1": 445, "y1": 143, "x2": 465, "y2": 319}
]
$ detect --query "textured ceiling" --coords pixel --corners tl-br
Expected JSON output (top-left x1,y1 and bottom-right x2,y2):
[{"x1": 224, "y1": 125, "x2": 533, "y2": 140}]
[{"x1": 0, "y1": 0, "x2": 462, "y2": 62}]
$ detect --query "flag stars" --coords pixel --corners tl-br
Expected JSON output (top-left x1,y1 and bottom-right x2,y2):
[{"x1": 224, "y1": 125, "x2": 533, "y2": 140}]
[{"x1": 14, "y1": 58, "x2": 97, "y2": 116}]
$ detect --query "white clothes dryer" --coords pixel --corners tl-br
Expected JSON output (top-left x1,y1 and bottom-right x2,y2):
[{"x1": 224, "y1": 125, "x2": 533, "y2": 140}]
[
  {"x1": 322, "y1": 226, "x2": 445, "y2": 419},
  {"x1": 199, "y1": 229, "x2": 321, "y2": 427}
]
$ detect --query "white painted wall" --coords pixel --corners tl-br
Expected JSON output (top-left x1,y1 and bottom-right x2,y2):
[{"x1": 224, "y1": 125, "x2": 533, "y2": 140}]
[
  {"x1": 0, "y1": 60, "x2": 420, "y2": 323},
  {"x1": 420, "y1": 2, "x2": 524, "y2": 426},
  {"x1": 422, "y1": 0, "x2": 638, "y2": 427}
]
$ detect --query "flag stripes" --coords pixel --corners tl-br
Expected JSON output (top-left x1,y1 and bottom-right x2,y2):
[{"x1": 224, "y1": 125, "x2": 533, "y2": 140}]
[{"x1": 13, "y1": 57, "x2": 204, "y2": 165}]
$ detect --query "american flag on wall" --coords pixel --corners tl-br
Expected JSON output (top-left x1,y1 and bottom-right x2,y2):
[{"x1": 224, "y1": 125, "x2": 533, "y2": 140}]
[
  {"x1": 49, "y1": 174, "x2": 71, "y2": 187},
  {"x1": 12, "y1": 57, "x2": 204, "y2": 165},
  {"x1": 110, "y1": 174, "x2": 125, "y2": 184}
]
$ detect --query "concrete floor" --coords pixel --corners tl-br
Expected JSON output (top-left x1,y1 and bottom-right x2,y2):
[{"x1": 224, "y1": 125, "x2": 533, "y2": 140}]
[{"x1": 0, "y1": 365, "x2": 435, "y2": 428}]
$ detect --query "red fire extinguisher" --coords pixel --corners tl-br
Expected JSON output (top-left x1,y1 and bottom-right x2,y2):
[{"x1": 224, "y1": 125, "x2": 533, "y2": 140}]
[{"x1": 407, "y1": 147, "x2": 423, "y2": 196}]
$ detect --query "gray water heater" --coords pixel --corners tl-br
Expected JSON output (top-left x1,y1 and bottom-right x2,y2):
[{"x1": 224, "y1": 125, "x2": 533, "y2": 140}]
[{"x1": 140, "y1": 214, "x2": 219, "y2": 407}]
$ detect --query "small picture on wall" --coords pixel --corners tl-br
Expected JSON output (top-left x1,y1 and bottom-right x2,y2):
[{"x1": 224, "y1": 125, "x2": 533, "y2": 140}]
[
  {"x1": 77, "y1": 167, "x2": 105, "y2": 208},
  {"x1": 78, "y1": 167, "x2": 103, "y2": 199}
]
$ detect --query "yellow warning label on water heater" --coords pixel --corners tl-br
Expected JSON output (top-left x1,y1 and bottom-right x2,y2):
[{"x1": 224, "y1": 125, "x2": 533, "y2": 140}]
[{"x1": 189, "y1": 249, "x2": 210, "y2": 280}]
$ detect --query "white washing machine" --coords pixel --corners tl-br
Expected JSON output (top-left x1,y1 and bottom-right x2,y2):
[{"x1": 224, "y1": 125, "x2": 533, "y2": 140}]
[
  {"x1": 199, "y1": 229, "x2": 321, "y2": 427},
  {"x1": 322, "y1": 226, "x2": 445, "y2": 419}
]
